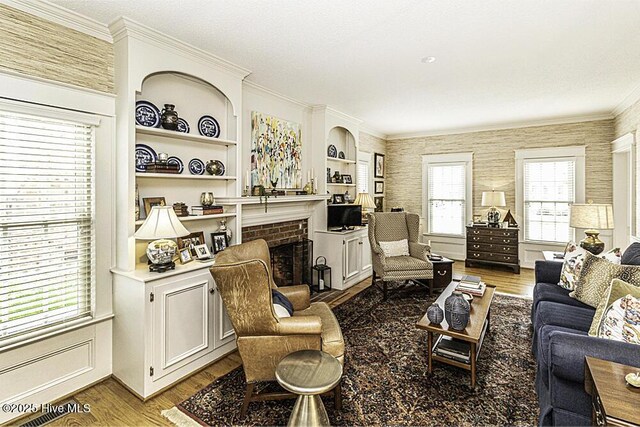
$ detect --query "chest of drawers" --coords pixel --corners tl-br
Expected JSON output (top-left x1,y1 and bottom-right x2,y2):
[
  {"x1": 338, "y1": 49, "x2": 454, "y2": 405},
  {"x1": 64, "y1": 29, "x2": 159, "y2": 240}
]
[{"x1": 465, "y1": 226, "x2": 520, "y2": 273}]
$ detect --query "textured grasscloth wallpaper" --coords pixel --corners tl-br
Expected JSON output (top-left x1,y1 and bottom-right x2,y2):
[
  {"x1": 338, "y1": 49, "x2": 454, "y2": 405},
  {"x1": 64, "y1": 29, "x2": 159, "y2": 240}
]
[
  {"x1": 0, "y1": 4, "x2": 114, "y2": 93},
  {"x1": 385, "y1": 120, "x2": 615, "y2": 216},
  {"x1": 360, "y1": 132, "x2": 386, "y2": 155},
  {"x1": 614, "y1": 99, "x2": 640, "y2": 138}
]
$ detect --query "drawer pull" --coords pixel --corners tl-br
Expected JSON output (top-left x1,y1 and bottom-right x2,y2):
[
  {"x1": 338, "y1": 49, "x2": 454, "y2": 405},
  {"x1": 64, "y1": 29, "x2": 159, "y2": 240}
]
[
  {"x1": 473, "y1": 245, "x2": 480, "y2": 249},
  {"x1": 503, "y1": 247, "x2": 509, "y2": 251},
  {"x1": 503, "y1": 239, "x2": 511, "y2": 243},
  {"x1": 504, "y1": 256, "x2": 511, "y2": 260},
  {"x1": 473, "y1": 253, "x2": 480, "y2": 258},
  {"x1": 437, "y1": 271, "x2": 447, "y2": 276}
]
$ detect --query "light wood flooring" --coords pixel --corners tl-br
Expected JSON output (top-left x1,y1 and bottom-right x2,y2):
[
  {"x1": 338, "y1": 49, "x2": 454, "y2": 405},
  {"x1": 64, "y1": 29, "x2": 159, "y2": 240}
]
[{"x1": 19, "y1": 263, "x2": 534, "y2": 427}]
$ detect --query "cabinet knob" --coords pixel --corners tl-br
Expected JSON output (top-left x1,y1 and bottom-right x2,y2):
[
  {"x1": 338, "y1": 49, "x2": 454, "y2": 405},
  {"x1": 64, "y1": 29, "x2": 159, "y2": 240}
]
[
  {"x1": 437, "y1": 270, "x2": 447, "y2": 276},
  {"x1": 359, "y1": 241, "x2": 363, "y2": 245},
  {"x1": 209, "y1": 288, "x2": 215, "y2": 294}
]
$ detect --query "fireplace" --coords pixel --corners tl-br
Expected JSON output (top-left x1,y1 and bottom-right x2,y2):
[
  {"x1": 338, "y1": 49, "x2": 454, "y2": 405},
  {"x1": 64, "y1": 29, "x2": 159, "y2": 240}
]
[{"x1": 242, "y1": 219, "x2": 313, "y2": 286}]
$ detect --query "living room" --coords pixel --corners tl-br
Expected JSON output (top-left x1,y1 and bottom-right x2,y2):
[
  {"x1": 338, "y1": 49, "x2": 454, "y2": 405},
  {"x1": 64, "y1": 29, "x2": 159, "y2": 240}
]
[{"x1": 1, "y1": 1, "x2": 639, "y2": 426}]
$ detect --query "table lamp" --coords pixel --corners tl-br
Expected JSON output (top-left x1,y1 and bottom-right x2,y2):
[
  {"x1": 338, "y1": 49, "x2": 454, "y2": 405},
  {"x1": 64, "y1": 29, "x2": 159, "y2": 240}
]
[
  {"x1": 569, "y1": 202, "x2": 614, "y2": 255},
  {"x1": 134, "y1": 206, "x2": 191, "y2": 272},
  {"x1": 481, "y1": 191, "x2": 506, "y2": 227},
  {"x1": 353, "y1": 192, "x2": 376, "y2": 224}
]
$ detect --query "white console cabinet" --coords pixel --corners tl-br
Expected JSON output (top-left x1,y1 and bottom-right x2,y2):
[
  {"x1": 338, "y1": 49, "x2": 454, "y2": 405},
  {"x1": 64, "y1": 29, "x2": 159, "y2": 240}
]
[{"x1": 314, "y1": 227, "x2": 372, "y2": 290}]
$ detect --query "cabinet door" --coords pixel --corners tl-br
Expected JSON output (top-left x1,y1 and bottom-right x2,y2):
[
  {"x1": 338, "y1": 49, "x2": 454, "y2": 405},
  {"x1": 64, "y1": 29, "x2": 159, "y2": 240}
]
[
  {"x1": 360, "y1": 235, "x2": 372, "y2": 272},
  {"x1": 151, "y1": 273, "x2": 214, "y2": 381},
  {"x1": 344, "y1": 236, "x2": 361, "y2": 281},
  {"x1": 212, "y1": 286, "x2": 235, "y2": 349}
]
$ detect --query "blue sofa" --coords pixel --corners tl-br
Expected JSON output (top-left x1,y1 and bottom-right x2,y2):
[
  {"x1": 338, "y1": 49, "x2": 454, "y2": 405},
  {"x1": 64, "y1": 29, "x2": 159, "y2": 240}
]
[{"x1": 532, "y1": 244, "x2": 640, "y2": 426}]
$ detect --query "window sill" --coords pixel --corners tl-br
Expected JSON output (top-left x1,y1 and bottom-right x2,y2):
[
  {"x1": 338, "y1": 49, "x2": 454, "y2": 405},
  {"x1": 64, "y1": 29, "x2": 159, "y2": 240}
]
[
  {"x1": 423, "y1": 232, "x2": 465, "y2": 239},
  {"x1": 521, "y1": 240, "x2": 565, "y2": 246},
  {"x1": 0, "y1": 313, "x2": 114, "y2": 353}
]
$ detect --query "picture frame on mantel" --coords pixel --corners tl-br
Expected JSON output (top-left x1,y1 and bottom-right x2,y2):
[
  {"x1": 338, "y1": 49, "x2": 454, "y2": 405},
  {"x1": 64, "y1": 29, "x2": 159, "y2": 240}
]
[{"x1": 374, "y1": 153, "x2": 385, "y2": 178}]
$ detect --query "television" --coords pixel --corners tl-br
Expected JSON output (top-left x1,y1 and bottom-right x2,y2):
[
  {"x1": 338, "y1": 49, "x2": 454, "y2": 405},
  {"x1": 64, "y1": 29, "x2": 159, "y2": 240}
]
[{"x1": 328, "y1": 204, "x2": 362, "y2": 231}]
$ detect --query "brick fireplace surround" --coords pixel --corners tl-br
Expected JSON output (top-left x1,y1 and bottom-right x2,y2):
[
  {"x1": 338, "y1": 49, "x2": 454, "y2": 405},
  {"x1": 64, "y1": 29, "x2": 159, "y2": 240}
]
[{"x1": 242, "y1": 219, "x2": 309, "y2": 247}]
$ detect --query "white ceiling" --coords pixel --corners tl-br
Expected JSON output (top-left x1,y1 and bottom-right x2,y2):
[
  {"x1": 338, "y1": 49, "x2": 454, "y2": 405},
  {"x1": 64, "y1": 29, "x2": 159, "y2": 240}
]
[{"x1": 50, "y1": 0, "x2": 640, "y2": 137}]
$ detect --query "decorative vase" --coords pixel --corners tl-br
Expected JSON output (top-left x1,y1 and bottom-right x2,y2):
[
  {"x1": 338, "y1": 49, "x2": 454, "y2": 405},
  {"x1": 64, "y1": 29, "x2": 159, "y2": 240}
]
[
  {"x1": 205, "y1": 160, "x2": 222, "y2": 176},
  {"x1": 160, "y1": 104, "x2": 179, "y2": 130},
  {"x1": 426, "y1": 303, "x2": 444, "y2": 325},
  {"x1": 200, "y1": 192, "x2": 214, "y2": 207},
  {"x1": 218, "y1": 219, "x2": 232, "y2": 242},
  {"x1": 444, "y1": 291, "x2": 470, "y2": 331}
]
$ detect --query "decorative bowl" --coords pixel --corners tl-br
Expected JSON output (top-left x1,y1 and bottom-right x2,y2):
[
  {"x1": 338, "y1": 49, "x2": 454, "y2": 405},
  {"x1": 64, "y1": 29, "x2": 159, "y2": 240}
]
[{"x1": 626, "y1": 372, "x2": 640, "y2": 388}]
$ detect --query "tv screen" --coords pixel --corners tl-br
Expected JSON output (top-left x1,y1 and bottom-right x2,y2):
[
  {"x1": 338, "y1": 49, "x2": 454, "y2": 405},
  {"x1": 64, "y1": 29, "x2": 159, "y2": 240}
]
[{"x1": 328, "y1": 205, "x2": 362, "y2": 230}]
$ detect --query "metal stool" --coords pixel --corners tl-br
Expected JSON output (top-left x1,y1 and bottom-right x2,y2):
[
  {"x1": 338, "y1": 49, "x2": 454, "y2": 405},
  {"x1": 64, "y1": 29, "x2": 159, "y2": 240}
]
[{"x1": 275, "y1": 350, "x2": 343, "y2": 427}]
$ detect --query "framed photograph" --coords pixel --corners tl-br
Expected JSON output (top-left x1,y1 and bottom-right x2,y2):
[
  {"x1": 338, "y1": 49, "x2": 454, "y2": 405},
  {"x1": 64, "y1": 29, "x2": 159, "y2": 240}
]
[
  {"x1": 473, "y1": 214, "x2": 482, "y2": 223},
  {"x1": 194, "y1": 243, "x2": 212, "y2": 260},
  {"x1": 374, "y1": 153, "x2": 385, "y2": 178},
  {"x1": 143, "y1": 197, "x2": 166, "y2": 217},
  {"x1": 210, "y1": 231, "x2": 229, "y2": 254},
  {"x1": 374, "y1": 181, "x2": 384, "y2": 194},
  {"x1": 374, "y1": 196, "x2": 384, "y2": 212},
  {"x1": 177, "y1": 231, "x2": 205, "y2": 256},
  {"x1": 341, "y1": 174, "x2": 353, "y2": 184},
  {"x1": 178, "y1": 247, "x2": 193, "y2": 264},
  {"x1": 332, "y1": 194, "x2": 345, "y2": 204}
]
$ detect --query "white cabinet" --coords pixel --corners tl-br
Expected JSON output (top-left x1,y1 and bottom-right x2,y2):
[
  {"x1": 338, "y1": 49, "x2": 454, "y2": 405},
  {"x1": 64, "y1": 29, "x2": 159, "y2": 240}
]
[
  {"x1": 112, "y1": 263, "x2": 235, "y2": 399},
  {"x1": 314, "y1": 227, "x2": 372, "y2": 290}
]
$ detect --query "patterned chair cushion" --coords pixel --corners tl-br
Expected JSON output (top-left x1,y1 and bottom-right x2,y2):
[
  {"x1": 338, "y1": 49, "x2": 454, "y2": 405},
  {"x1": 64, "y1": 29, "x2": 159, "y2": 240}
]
[
  {"x1": 374, "y1": 212, "x2": 410, "y2": 242},
  {"x1": 384, "y1": 255, "x2": 433, "y2": 272}
]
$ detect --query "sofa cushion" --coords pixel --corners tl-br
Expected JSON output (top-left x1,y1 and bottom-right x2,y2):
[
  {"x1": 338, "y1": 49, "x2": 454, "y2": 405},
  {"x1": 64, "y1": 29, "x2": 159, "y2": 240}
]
[
  {"x1": 622, "y1": 242, "x2": 640, "y2": 265},
  {"x1": 532, "y1": 301, "x2": 594, "y2": 357},
  {"x1": 557, "y1": 252, "x2": 585, "y2": 291},
  {"x1": 537, "y1": 324, "x2": 587, "y2": 386},
  {"x1": 570, "y1": 251, "x2": 640, "y2": 308},
  {"x1": 379, "y1": 239, "x2": 410, "y2": 257},
  {"x1": 589, "y1": 278, "x2": 640, "y2": 336},
  {"x1": 384, "y1": 255, "x2": 433, "y2": 271},
  {"x1": 295, "y1": 301, "x2": 344, "y2": 359},
  {"x1": 533, "y1": 282, "x2": 592, "y2": 315}
]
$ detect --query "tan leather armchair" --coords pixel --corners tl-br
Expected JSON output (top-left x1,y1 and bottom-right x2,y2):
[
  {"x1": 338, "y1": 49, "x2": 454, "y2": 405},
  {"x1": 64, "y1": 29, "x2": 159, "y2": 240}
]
[
  {"x1": 209, "y1": 239, "x2": 344, "y2": 418},
  {"x1": 368, "y1": 212, "x2": 433, "y2": 299}
]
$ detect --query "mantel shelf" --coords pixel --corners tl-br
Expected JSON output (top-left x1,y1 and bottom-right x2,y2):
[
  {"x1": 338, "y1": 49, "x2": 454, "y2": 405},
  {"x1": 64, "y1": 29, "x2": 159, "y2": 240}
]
[
  {"x1": 326, "y1": 157, "x2": 356, "y2": 164},
  {"x1": 135, "y1": 212, "x2": 236, "y2": 225},
  {"x1": 136, "y1": 125, "x2": 237, "y2": 146},
  {"x1": 215, "y1": 195, "x2": 330, "y2": 205},
  {"x1": 327, "y1": 183, "x2": 356, "y2": 187},
  {"x1": 136, "y1": 173, "x2": 236, "y2": 180}
]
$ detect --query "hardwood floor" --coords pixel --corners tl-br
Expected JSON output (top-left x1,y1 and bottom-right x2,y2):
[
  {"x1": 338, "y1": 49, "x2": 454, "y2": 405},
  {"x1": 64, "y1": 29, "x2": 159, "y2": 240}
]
[{"x1": 22, "y1": 263, "x2": 534, "y2": 427}]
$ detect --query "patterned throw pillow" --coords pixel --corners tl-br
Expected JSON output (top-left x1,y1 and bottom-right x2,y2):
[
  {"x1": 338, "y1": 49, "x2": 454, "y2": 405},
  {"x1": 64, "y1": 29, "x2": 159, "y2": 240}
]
[
  {"x1": 379, "y1": 239, "x2": 410, "y2": 257},
  {"x1": 602, "y1": 247, "x2": 622, "y2": 265},
  {"x1": 570, "y1": 251, "x2": 640, "y2": 308},
  {"x1": 589, "y1": 279, "x2": 640, "y2": 336},
  {"x1": 558, "y1": 252, "x2": 585, "y2": 290},
  {"x1": 598, "y1": 294, "x2": 640, "y2": 345}
]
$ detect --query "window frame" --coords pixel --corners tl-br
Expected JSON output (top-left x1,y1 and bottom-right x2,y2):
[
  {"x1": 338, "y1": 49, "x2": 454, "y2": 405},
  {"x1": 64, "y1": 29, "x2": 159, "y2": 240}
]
[
  {"x1": 422, "y1": 153, "x2": 473, "y2": 237},
  {"x1": 357, "y1": 151, "x2": 373, "y2": 195},
  {"x1": 515, "y1": 146, "x2": 586, "y2": 244}
]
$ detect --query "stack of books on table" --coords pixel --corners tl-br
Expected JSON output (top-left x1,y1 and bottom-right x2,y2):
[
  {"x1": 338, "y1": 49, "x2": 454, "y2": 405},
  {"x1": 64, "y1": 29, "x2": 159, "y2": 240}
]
[
  {"x1": 456, "y1": 275, "x2": 486, "y2": 297},
  {"x1": 191, "y1": 205, "x2": 224, "y2": 215},
  {"x1": 433, "y1": 336, "x2": 471, "y2": 363}
]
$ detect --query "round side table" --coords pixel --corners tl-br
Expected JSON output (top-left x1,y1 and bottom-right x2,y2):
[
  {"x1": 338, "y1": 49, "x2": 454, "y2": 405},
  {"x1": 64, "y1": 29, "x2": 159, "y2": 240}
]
[{"x1": 275, "y1": 350, "x2": 342, "y2": 427}]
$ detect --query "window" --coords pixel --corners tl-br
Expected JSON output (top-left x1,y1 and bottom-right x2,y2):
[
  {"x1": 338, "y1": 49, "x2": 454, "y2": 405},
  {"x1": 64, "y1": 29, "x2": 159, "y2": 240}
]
[
  {"x1": 516, "y1": 146, "x2": 585, "y2": 244},
  {"x1": 357, "y1": 158, "x2": 370, "y2": 194},
  {"x1": 423, "y1": 153, "x2": 473, "y2": 236},
  {"x1": 0, "y1": 109, "x2": 95, "y2": 343}
]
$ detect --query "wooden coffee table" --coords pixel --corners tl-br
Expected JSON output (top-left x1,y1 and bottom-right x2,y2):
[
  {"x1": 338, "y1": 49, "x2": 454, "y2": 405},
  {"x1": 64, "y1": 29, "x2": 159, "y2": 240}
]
[{"x1": 416, "y1": 280, "x2": 496, "y2": 387}]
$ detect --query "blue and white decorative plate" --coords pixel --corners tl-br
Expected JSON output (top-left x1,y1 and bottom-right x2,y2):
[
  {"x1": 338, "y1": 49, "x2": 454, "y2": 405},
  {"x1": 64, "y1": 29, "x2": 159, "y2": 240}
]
[
  {"x1": 135, "y1": 101, "x2": 161, "y2": 128},
  {"x1": 198, "y1": 115, "x2": 220, "y2": 138},
  {"x1": 189, "y1": 158, "x2": 205, "y2": 175},
  {"x1": 327, "y1": 144, "x2": 337, "y2": 158},
  {"x1": 176, "y1": 118, "x2": 190, "y2": 133},
  {"x1": 135, "y1": 144, "x2": 157, "y2": 172},
  {"x1": 167, "y1": 156, "x2": 184, "y2": 174}
]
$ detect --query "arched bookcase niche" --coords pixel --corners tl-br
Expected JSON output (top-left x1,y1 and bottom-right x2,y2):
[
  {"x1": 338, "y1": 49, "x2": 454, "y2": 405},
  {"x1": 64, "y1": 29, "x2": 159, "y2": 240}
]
[{"x1": 326, "y1": 126, "x2": 358, "y2": 198}]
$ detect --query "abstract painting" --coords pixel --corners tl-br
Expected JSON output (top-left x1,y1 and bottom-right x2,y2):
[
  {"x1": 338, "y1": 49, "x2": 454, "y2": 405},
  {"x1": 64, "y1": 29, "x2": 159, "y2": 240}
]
[{"x1": 251, "y1": 112, "x2": 302, "y2": 189}]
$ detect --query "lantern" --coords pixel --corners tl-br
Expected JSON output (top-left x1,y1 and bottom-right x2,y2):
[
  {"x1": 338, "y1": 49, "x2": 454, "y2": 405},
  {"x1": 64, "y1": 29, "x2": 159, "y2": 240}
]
[{"x1": 312, "y1": 256, "x2": 331, "y2": 293}]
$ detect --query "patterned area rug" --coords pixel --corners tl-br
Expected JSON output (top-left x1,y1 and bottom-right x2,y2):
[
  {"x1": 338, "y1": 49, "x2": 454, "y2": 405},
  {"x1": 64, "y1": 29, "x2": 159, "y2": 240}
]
[{"x1": 173, "y1": 286, "x2": 537, "y2": 426}]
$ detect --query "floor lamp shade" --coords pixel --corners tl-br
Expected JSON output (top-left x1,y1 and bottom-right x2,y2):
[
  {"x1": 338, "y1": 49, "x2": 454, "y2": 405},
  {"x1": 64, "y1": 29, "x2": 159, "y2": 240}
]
[
  {"x1": 569, "y1": 203, "x2": 613, "y2": 255},
  {"x1": 134, "y1": 206, "x2": 190, "y2": 272}
]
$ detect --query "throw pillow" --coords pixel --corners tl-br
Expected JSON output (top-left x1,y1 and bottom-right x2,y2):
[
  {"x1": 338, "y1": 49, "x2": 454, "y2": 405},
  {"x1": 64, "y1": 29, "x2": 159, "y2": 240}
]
[
  {"x1": 621, "y1": 242, "x2": 640, "y2": 266},
  {"x1": 570, "y1": 251, "x2": 640, "y2": 308},
  {"x1": 598, "y1": 293, "x2": 640, "y2": 345},
  {"x1": 558, "y1": 252, "x2": 585, "y2": 290},
  {"x1": 588, "y1": 278, "x2": 640, "y2": 336},
  {"x1": 602, "y1": 248, "x2": 622, "y2": 265},
  {"x1": 379, "y1": 239, "x2": 410, "y2": 257},
  {"x1": 272, "y1": 289, "x2": 293, "y2": 317}
]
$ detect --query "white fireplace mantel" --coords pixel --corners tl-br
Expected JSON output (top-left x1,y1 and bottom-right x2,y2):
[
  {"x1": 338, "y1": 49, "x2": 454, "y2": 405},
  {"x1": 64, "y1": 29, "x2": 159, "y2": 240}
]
[{"x1": 215, "y1": 195, "x2": 330, "y2": 205}]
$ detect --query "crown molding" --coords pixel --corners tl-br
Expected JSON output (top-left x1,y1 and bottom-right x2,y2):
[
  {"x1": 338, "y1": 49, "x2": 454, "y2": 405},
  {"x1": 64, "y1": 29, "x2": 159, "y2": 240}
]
[
  {"x1": 359, "y1": 124, "x2": 388, "y2": 140},
  {"x1": 315, "y1": 105, "x2": 363, "y2": 125},
  {"x1": 386, "y1": 112, "x2": 614, "y2": 141},
  {"x1": 243, "y1": 80, "x2": 311, "y2": 110},
  {"x1": 612, "y1": 81, "x2": 640, "y2": 117},
  {"x1": 109, "y1": 16, "x2": 251, "y2": 80},
  {"x1": 1, "y1": 0, "x2": 112, "y2": 42}
]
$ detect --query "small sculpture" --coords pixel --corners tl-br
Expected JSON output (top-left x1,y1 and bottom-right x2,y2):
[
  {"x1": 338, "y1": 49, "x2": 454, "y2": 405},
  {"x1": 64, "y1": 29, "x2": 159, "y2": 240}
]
[
  {"x1": 426, "y1": 303, "x2": 444, "y2": 325},
  {"x1": 444, "y1": 291, "x2": 470, "y2": 331},
  {"x1": 161, "y1": 104, "x2": 179, "y2": 130}
]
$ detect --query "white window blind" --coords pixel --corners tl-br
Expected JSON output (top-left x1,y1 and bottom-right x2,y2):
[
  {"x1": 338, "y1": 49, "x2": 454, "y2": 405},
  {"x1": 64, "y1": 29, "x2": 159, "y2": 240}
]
[
  {"x1": 357, "y1": 160, "x2": 369, "y2": 194},
  {"x1": 524, "y1": 159, "x2": 575, "y2": 242},
  {"x1": 0, "y1": 109, "x2": 95, "y2": 343},
  {"x1": 428, "y1": 163, "x2": 466, "y2": 235}
]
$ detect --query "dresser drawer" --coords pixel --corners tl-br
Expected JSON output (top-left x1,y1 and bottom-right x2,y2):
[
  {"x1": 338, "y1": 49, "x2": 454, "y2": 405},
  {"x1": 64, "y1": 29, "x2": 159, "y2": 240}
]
[
  {"x1": 467, "y1": 242, "x2": 518, "y2": 255},
  {"x1": 467, "y1": 235, "x2": 518, "y2": 246},
  {"x1": 433, "y1": 262, "x2": 453, "y2": 289},
  {"x1": 467, "y1": 227, "x2": 518, "y2": 238},
  {"x1": 467, "y1": 251, "x2": 518, "y2": 264}
]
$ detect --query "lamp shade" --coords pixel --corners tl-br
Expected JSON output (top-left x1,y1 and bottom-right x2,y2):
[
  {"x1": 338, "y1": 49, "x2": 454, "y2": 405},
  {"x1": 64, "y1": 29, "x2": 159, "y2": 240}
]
[
  {"x1": 481, "y1": 191, "x2": 506, "y2": 207},
  {"x1": 353, "y1": 192, "x2": 376, "y2": 209},
  {"x1": 134, "y1": 206, "x2": 190, "y2": 240},
  {"x1": 569, "y1": 203, "x2": 614, "y2": 230}
]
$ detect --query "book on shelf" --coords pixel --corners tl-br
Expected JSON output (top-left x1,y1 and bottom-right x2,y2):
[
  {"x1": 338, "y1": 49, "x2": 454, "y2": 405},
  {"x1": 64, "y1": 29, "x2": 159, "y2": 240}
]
[
  {"x1": 144, "y1": 163, "x2": 180, "y2": 173},
  {"x1": 191, "y1": 205, "x2": 224, "y2": 215}
]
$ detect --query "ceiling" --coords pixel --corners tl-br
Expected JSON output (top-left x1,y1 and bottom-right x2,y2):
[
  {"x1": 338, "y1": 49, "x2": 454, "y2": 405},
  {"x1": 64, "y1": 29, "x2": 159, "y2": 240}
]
[{"x1": 51, "y1": 0, "x2": 640, "y2": 137}]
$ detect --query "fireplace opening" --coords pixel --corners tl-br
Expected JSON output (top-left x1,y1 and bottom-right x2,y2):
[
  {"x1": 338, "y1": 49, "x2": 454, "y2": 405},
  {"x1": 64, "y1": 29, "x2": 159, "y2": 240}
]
[{"x1": 270, "y1": 239, "x2": 313, "y2": 287}]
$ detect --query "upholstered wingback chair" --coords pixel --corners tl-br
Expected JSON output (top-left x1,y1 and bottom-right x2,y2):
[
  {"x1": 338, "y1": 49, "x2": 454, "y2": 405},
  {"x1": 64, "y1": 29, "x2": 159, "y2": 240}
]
[
  {"x1": 368, "y1": 212, "x2": 433, "y2": 299},
  {"x1": 209, "y1": 239, "x2": 344, "y2": 418}
]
